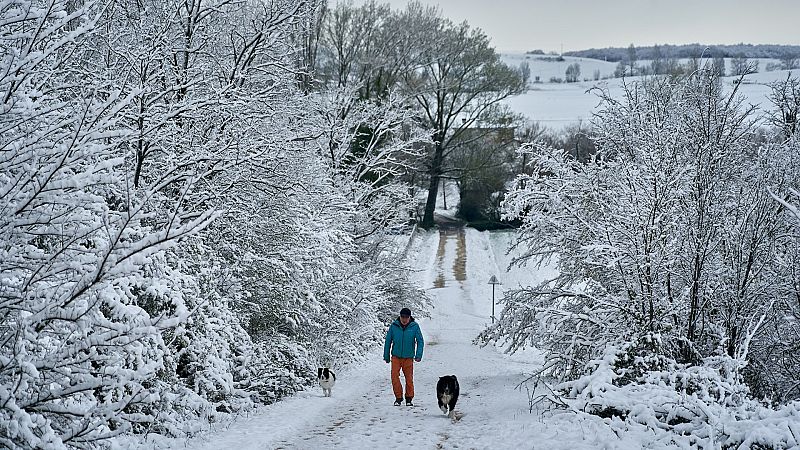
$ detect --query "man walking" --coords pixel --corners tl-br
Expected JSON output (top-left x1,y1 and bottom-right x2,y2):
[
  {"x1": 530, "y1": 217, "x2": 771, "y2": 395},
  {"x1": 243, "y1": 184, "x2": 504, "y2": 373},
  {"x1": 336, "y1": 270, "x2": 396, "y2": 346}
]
[{"x1": 383, "y1": 307, "x2": 424, "y2": 406}]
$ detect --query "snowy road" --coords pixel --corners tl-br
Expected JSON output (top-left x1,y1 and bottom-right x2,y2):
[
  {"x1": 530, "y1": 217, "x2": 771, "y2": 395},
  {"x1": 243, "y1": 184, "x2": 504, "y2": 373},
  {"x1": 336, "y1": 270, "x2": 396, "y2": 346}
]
[{"x1": 184, "y1": 228, "x2": 634, "y2": 450}]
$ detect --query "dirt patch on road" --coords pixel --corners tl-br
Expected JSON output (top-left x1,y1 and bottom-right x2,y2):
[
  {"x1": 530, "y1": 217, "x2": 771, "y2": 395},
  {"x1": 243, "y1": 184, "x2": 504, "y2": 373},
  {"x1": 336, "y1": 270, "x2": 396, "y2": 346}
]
[
  {"x1": 433, "y1": 225, "x2": 467, "y2": 288},
  {"x1": 434, "y1": 229, "x2": 448, "y2": 288},
  {"x1": 454, "y1": 229, "x2": 466, "y2": 282}
]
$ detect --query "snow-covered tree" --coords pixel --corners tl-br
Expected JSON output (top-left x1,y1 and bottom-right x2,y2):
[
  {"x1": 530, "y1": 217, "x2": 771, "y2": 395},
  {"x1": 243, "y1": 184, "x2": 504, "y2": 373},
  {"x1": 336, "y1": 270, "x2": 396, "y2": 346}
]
[
  {"x1": 400, "y1": 7, "x2": 527, "y2": 228},
  {"x1": 767, "y1": 74, "x2": 800, "y2": 139},
  {"x1": 564, "y1": 62, "x2": 581, "y2": 82},
  {"x1": 481, "y1": 70, "x2": 800, "y2": 404},
  {"x1": 314, "y1": 1, "x2": 527, "y2": 229},
  {"x1": 0, "y1": 0, "x2": 218, "y2": 446}
]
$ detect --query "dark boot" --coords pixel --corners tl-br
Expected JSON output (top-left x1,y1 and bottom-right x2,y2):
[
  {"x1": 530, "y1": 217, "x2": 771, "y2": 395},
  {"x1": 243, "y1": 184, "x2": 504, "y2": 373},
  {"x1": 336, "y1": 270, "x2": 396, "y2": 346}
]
[
  {"x1": 405, "y1": 397, "x2": 413, "y2": 406},
  {"x1": 394, "y1": 398, "x2": 402, "y2": 406}
]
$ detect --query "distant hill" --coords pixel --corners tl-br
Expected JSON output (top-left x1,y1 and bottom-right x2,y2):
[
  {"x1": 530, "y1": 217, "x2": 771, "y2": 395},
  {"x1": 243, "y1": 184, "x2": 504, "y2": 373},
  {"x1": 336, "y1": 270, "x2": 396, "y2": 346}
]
[{"x1": 563, "y1": 44, "x2": 800, "y2": 62}]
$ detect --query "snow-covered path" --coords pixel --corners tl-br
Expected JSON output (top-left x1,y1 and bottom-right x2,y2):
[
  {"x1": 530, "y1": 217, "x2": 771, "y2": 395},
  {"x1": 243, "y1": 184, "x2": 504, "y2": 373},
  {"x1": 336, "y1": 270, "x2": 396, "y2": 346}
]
[{"x1": 184, "y1": 228, "x2": 631, "y2": 450}]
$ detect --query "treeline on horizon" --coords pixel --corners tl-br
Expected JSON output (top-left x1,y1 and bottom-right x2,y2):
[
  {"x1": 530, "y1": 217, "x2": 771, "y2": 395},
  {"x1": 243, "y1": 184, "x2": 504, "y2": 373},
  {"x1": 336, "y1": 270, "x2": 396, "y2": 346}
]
[{"x1": 560, "y1": 43, "x2": 800, "y2": 61}]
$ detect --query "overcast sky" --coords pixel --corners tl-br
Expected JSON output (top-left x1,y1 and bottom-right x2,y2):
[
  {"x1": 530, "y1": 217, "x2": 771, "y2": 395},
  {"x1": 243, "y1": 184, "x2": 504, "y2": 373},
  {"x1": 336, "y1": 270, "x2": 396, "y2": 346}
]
[{"x1": 361, "y1": 0, "x2": 800, "y2": 53}]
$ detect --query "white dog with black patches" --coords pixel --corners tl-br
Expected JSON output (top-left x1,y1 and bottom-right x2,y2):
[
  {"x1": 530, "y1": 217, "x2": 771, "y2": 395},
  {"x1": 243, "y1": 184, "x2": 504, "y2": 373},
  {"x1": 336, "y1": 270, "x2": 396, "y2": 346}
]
[{"x1": 318, "y1": 367, "x2": 336, "y2": 397}]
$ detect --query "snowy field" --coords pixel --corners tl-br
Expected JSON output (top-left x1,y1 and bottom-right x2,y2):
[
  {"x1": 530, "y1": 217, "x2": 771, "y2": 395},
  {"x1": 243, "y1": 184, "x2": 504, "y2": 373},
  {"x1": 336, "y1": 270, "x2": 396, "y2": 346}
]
[{"x1": 501, "y1": 53, "x2": 795, "y2": 130}]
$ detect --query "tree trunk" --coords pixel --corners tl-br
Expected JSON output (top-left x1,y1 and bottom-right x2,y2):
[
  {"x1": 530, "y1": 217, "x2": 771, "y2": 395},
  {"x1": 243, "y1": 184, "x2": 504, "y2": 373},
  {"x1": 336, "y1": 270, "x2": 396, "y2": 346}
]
[
  {"x1": 442, "y1": 178, "x2": 447, "y2": 210},
  {"x1": 421, "y1": 173, "x2": 440, "y2": 229},
  {"x1": 421, "y1": 143, "x2": 445, "y2": 228}
]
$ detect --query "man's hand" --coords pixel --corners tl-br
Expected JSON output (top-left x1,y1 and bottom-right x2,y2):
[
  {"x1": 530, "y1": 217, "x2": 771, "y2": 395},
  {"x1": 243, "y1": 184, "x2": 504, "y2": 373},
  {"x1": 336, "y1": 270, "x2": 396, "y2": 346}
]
[
  {"x1": 385, "y1": 358, "x2": 390, "y2": 363},
  {"x1": 415, "y1": 358, "x2": 421, "y2": 362}
]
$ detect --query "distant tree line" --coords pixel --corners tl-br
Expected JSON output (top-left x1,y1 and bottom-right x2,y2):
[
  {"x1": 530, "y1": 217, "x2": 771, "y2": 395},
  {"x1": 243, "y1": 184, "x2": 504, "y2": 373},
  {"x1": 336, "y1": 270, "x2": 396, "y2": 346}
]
[
  {"x1": 608, "y1": 43, "x2": 797, "y2": 78},
  {"x1": 564, "y1": 43, "x2": 800, "y2": 62}
]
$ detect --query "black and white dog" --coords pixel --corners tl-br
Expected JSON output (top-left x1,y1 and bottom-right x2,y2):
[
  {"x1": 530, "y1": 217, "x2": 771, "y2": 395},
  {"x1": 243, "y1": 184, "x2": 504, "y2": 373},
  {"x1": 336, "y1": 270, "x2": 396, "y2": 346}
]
[
  {"x1": 317, "y1": 367, "x2": 336, "y2": 397},
  {"x1": 436, "y1": 375, "x2": 459, "y2": 419}
]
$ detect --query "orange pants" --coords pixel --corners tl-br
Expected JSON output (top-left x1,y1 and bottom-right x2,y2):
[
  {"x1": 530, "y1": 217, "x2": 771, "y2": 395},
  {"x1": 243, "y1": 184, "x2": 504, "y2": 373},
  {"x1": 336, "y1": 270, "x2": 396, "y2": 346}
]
[{"x1": 390, "y1": 356, "x2": 415, "y2": 399}]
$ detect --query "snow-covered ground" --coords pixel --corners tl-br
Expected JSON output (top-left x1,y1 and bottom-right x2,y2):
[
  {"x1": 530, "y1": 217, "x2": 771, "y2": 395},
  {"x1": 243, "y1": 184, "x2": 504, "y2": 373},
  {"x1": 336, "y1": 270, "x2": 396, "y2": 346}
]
[
  {"x1": 502, "y1": 53, "x2": 795, "y2": 130},
  {"x1": 166, "y1": 226, "x2": 691, "y2": 449},
  {"x1": 502, "y1": 54, "x2": 619, "y2": 82}
]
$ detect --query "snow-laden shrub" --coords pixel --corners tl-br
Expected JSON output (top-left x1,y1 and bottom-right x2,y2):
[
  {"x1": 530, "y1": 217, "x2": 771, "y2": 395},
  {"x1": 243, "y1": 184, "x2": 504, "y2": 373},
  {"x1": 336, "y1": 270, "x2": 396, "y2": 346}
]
[
  {"x1": 555, "y1": 336, "x2": 800, "y2": 449},
  {"x1": 245, "y1": 336, "x2": 316, "y2": 403}
]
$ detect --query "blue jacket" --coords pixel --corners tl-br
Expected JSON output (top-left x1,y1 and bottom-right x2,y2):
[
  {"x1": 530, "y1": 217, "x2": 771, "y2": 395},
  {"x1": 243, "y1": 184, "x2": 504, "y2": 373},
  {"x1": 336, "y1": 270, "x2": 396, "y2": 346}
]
[{"x1": 383, "y1": 317, "x2": 424, "y2": 361}]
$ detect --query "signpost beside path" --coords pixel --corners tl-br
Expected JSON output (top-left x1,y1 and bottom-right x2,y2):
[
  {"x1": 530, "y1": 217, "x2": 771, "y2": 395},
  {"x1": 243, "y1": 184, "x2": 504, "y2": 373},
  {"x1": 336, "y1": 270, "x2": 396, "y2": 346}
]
[{"x1": 488, "y1": 275, "x2": 501, "y2": 323}]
